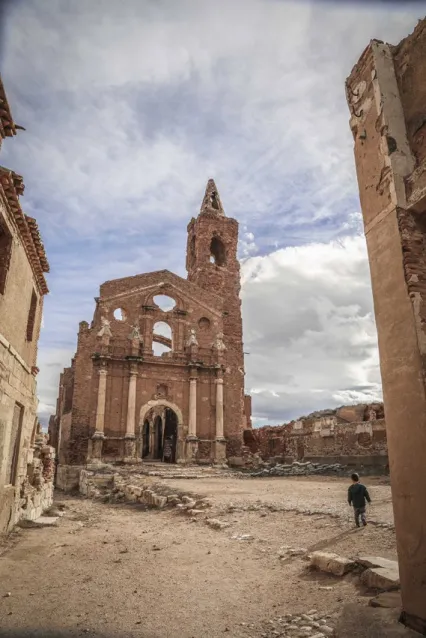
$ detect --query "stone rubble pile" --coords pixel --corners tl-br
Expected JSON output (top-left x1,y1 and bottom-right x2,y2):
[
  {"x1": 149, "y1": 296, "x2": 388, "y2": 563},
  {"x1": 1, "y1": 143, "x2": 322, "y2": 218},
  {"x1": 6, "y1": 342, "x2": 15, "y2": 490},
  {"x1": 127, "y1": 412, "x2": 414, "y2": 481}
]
[
  {"x1": 249, "y1": 461, "x2": 345, "y2": 478},
  {"x1": 238, "y1": 610, "x2": 336, "y2": 638},
  {"x1": 80, "y1": 469, "x2": 214, "y2": 516},
  {"x1": 310, "y1": 551, "x2": 400, "y2": 591}
]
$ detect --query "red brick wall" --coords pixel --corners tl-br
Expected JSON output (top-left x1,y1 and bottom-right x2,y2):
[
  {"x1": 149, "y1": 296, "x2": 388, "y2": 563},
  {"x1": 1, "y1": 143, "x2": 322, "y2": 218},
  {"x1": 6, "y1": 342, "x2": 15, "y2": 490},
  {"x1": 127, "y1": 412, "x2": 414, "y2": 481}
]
[{"x1": 54, "y1": 188, "x2": 248, "y2": 463}]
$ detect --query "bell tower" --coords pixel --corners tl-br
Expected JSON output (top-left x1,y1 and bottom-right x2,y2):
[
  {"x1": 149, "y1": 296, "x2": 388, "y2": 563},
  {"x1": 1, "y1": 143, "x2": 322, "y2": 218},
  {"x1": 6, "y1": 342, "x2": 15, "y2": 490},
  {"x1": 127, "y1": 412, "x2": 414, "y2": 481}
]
[
  {"x1": 186, "y1": 179, "x2": 240, "y2": 296},
  {"x1": 186, "y1": 179, "x2": 245, "y2": 453}
]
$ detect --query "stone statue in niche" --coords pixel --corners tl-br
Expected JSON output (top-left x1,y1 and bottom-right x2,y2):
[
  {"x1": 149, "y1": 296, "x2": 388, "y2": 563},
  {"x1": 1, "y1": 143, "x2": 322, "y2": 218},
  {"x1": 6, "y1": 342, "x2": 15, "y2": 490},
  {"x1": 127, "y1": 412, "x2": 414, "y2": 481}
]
[
  {"x1": 157, "y1": 384, "x2": 168, "y2": 397},
  {"x1": 128, "y1": 323, "x2": 141, "y2": 341},
  {"x1": 368, "y1": 409, "x2": 377, "y2": 422},
  {"x1": 186, "y1": 328, "x2": 199, "y2": 347},
  {"x1": 97, "y1": 316, "x2": 112, "y2": 338},
  {"x1": 213, "y1": 332, "x2": 226, "y2": 351}
]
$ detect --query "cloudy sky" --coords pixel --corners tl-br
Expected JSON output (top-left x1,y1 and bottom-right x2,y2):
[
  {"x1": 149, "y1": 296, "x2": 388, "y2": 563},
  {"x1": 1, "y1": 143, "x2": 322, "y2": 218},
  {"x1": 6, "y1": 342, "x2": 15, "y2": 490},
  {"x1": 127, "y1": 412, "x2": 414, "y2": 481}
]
[{"x1": 0, "y1": 0, "x2": 422, "y2": 427}]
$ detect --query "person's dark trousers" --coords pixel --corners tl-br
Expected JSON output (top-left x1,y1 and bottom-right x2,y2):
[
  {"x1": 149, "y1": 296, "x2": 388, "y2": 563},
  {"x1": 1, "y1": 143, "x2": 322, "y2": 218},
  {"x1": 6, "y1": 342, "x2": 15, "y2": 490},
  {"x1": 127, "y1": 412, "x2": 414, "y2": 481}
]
[{"x1": 354, "y1": 506, "x2": 366, "y2": 527}]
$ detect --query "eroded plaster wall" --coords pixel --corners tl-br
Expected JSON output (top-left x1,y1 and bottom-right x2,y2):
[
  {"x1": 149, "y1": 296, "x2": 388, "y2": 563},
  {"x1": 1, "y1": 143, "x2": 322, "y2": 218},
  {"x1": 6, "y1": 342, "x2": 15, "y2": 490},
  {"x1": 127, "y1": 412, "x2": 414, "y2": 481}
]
[
  {"x1": 346, "y1": 18, "x2": 426, "y2": 631},
  {"x1": 0, "y1": 77, "x2": 52, "y2": 533}
]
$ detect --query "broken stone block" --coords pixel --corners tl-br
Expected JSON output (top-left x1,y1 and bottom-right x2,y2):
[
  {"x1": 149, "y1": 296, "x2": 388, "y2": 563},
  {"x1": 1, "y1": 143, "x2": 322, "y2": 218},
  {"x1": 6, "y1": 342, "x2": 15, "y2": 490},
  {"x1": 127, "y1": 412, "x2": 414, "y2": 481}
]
[
  {"x1": 357, "y1": 556, "x2": 399, "y2": 571},
  {"x1": 369, "y1": 591, "x2": 402, "y2": 609},
  {"x1": 310, "y1": 551, "x2": 356, "y2": 576},
  {"x1": 19, "y1": 516, "x2": 59, "y2": 528},
  {"x1": 187, "y1": 509, "x2": 204, "y2": 516},
  {"x1": 168, "y1": 497, "x2": 181, "y2": 506},
  {"x1": 183, "y1": 500, "x2": 196, "y2": 509},
  {"x1": 195, "y1": 498, "x2": 213, "y2": 508},
  {"x1": 288, "y1": 548, "x2": 308, "y2": 556},
  {"x1": 206, "y1": 518, "x2": 230, "y2": 530},
  {"x1": 152, "y1": 495, "x2": 167, "y2": 508},
  {"x1": 361, "y1": 566, "x2": 400, "y2": 590}
]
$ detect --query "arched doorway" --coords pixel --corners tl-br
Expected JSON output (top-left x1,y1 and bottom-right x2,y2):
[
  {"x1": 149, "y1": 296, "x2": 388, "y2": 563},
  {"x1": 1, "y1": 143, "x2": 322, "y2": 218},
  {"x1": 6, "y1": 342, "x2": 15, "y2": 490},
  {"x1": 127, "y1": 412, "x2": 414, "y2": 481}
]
[
  {"x1": 138, "y1": 400, "x2": 183, "y2": 463},
  {"x1": 163, "y1": 408, "x2": 178, "y2": 464},
  {"x1": 142, "y1": 420, "x2": 150, "y2": 458},
  {"x1": 154, "y1": 415, "x2": 163, "y2": 460}
]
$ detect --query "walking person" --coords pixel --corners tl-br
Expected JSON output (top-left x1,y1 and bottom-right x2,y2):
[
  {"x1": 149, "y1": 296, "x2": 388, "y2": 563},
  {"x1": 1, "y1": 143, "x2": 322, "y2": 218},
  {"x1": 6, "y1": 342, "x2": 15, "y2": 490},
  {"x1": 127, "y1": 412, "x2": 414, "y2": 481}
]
[{"x1": 348, "y1": 472, "x2": 371, "y2": 527}]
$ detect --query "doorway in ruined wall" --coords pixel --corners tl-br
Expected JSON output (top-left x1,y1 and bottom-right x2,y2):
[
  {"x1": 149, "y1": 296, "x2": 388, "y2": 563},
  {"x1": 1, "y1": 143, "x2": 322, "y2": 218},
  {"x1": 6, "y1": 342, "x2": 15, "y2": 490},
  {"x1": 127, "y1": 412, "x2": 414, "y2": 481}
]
[
  {"x1": 154, "y1": 415, "x2": 163, "y2": 460},
  {"x1": 142, "y1": 420, "x2": 150, "y2": 458},
  {"x1": 140, "y1": 407, "x2": 178, "y2": 463}
]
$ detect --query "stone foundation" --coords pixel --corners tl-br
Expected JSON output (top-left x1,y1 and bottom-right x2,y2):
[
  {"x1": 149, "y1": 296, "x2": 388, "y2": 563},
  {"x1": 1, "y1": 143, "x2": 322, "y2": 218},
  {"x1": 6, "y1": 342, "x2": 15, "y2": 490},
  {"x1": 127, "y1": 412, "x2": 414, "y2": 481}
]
[{"x1": 56, "y1": 465, "x2": 84, "y2": 492}]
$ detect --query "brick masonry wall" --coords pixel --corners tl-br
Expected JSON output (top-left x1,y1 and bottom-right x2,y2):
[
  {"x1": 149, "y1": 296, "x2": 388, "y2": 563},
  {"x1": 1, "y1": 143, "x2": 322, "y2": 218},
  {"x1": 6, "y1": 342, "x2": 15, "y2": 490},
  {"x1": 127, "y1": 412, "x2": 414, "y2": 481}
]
[
  {"x1": 55, "y1": 183, "x2": 248, "y2": 464},
  {"x1": 244, "y1": 405, "x2": 387, "y2": 464}
]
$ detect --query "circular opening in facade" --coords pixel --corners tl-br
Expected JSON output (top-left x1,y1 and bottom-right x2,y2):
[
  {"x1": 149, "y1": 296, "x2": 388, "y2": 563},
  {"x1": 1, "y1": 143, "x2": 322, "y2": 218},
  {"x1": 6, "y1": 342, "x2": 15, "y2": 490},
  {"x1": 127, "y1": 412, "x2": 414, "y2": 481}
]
[
  {"x1": 198, "y1": 317, "x2": 211, "y2": 330},
  {"x1": 113, "y1": 308, "x2": 126, "y2": 321}
]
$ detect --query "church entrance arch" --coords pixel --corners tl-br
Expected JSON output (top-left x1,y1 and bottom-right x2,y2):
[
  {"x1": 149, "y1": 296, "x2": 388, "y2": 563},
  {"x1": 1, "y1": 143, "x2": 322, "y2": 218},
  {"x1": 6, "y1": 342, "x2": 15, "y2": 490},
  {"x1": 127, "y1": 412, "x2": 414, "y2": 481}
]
[
  {"x1": 142, "y1": 419, "x2": 150, "y2": 458},
  {"x1": 138, "y1": 399, "x2": 183, "y2": 463}
]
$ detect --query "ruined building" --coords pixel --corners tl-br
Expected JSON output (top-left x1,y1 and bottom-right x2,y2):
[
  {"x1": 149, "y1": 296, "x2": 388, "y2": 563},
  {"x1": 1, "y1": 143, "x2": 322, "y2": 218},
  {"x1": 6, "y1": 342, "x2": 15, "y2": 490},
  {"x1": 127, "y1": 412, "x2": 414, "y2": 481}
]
[
  {"x1": 52, "y1": 180, "x2": 250, "y2": 487},
  {"x1": 244, "y1": 402, "x2": 387, "y2": 474},
  {"x1": 0, "y1": 76, "x2": 54, "y2": 533},
  {"x1": 346, "y1": 18, "x2": 426, "y2": 633}
]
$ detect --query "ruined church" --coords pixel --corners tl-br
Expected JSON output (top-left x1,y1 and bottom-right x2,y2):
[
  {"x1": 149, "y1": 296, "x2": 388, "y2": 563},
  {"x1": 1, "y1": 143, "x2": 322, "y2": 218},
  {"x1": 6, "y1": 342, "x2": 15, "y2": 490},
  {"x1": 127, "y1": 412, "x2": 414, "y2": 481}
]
[{"x1": 51, "y1": 180, "x2": 251, "y2": 479}]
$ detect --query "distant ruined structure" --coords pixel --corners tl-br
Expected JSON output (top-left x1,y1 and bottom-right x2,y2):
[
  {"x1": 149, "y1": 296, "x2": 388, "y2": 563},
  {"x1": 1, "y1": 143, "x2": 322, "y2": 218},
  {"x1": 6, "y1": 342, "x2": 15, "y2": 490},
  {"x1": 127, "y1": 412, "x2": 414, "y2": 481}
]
[
  {"x1": 0, "y1": 76, "x2": 54, "y2": 533},
  {"x1": 243, "y1": 402, "x2": 387, "y2": 473},
  {"x1": 346, "y1": 18, "x2": 426, "y2": 634},
  {"x1": 51, "y1": 180, "x2": 251, "y2": 488}
]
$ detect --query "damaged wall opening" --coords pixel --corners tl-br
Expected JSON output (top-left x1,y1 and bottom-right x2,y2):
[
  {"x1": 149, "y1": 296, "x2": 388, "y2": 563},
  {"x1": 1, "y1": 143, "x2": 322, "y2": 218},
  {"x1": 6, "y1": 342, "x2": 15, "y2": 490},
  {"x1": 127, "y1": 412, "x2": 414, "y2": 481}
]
[
  {"x1": 210, "y1": 236, "x2": 226, "y2": 266},
  {"x1": 141, "y1": 408, "x2": 178, "y2": 463},
  {"x1": 153, "y1": 295, "x2": 176, "y2": 312},
  {"x1": 153, "y1": 321, "x2": 172, "y2": 356}
]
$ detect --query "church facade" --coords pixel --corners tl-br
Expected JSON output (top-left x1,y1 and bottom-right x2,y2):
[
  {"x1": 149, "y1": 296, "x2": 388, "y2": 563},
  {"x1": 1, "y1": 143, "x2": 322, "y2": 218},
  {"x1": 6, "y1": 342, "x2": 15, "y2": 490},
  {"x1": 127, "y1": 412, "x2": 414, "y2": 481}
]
[{"x1": 50, "y1": 180, "x2": 251, "y2": 474}]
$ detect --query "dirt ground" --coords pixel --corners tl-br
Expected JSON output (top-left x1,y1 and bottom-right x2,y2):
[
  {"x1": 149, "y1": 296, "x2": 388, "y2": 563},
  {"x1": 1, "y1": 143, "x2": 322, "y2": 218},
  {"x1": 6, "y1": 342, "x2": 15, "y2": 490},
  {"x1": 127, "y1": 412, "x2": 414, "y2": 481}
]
[{"x1": 0, "y1": 476, "x2": 396, "y2": 638}]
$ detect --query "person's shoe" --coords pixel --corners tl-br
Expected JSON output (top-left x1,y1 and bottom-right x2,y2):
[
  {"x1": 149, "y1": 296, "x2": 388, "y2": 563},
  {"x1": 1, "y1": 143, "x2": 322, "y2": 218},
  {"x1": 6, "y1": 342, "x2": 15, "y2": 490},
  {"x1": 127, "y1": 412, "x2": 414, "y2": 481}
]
[
  {"x1": 355, "y1": 524, "x2": 360, "y2": 528},
  {"x1": 362, "y1": 521, "x2": 367, "y2": 527}
]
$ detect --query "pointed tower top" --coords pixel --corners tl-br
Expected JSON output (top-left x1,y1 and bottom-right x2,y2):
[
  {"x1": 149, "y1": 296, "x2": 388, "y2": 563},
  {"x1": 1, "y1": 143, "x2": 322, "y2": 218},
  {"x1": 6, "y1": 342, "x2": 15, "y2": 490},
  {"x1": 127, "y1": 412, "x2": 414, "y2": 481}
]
[{"x1": 200, "y1": 178, "x2": 225, "y2": 216}]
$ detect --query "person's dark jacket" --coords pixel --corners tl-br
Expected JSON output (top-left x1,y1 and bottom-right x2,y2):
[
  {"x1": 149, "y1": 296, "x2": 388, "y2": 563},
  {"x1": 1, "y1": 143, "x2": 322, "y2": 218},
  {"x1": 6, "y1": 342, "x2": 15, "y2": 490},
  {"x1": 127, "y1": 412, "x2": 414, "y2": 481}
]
[{"x1": 348, "y1": 482, "x2": 371, "y2": 508}]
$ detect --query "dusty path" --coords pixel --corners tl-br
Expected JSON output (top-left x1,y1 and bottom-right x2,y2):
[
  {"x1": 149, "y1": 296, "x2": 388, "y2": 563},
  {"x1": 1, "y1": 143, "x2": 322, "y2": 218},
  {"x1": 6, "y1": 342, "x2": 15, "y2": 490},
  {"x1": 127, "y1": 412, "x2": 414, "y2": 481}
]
[{"x1": 0, "y1": 476, "x2": 395, "y2": 638}]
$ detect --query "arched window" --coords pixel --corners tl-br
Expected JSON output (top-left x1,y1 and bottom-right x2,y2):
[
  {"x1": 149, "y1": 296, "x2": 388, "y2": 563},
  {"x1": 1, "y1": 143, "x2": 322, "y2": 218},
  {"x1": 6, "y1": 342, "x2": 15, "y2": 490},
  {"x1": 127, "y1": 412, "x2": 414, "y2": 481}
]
[
  {"x1": 153, "y1": 321, "x2": 172, "y2": 356},
  {"x1": 210, "y1": 236, "x2": 226, "y2": 266}
]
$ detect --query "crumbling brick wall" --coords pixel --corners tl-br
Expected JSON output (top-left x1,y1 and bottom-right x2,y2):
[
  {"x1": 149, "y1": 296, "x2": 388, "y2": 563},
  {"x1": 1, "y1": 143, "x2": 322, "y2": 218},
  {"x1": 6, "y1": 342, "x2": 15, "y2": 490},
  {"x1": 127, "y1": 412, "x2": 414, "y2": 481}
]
[
  {"x1": 53, "y1": 180, "x2": 249, "y2": 466},
  {"x1": 244, "y1": 403, "x2": 387, "y2": 463},
  {"x1": 346, "y1": 21, "x2": 426, "y2": 629}
]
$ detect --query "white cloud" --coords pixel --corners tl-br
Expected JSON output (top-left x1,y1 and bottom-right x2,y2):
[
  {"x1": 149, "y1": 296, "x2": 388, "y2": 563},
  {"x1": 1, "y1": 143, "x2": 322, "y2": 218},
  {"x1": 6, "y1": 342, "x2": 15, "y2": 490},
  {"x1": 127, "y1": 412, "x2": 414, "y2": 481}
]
[
  {"x1": 242, "y1": 234, "x2": 382, "y2": 424},
  {"x1": 0, "y1": 0, "x2": 419, "y2": 426}
]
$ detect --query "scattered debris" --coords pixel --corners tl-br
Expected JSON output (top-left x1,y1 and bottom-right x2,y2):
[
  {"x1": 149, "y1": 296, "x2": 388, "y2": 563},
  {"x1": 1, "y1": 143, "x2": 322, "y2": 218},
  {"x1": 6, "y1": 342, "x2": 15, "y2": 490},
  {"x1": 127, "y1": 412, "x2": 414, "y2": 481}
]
[{"x1": 310, "y1": 552, "x2": 356, "y2": 577}]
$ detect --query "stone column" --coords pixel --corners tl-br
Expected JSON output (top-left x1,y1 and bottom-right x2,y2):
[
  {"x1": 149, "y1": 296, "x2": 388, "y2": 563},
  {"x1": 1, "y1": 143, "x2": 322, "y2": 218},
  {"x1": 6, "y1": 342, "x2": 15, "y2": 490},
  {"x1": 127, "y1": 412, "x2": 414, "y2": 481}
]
[
  {"x1": 188, "y1": 371, "x2": 197, "y2": 438},
  {"x1": 215, "y1": 377, "x2": 224, "y2": 439},
  {"x1": 214, "y1": 372, "x2": 226, "y2": 463},
  {"x1": 92, "y1": 365, "x2": 107, "y2": 462},
  {"x1": 186, "y1": 367, "x2": 198, "y2": 461},
  {"x1": 346, "y1": 32, "x2": 426, "y2": 634},
  {"x1": 124, "y1": 365, "x2": 138, "y2": 461}
]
